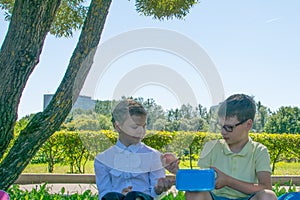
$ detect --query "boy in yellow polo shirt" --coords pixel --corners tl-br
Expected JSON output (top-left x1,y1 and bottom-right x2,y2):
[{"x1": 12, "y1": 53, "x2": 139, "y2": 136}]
[{"x1": 186, "y1": 94, "x2": 277, "y2": 200}]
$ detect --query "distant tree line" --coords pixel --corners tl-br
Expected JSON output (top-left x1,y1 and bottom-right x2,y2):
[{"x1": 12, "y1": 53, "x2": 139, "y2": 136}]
[
  {"x1": 63, "y1": 97, "x2": 300, "y2": 133},
  {"x1": 17, "y1": 97, "x2": 300, "y2": 134}
]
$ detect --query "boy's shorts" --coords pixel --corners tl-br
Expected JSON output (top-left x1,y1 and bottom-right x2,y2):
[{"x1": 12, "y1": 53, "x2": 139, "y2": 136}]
[
  {"x1": 102, "y1": 191, "x2": 153, "y2": 200},
  {"x1": 210, "y1": 192, "x2": 256, "y2": 200}
]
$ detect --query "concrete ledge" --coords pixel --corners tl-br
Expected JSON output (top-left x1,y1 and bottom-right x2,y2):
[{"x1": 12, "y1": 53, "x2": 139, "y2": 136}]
[
  {"x1": 15, "y1": 174, "x2": 96, "y2": 184},
  {"x1": 271, "y1": 175, "x2": 300, "y2": 185},
  {"x1": 15, "y1": 174, "x2": 300, "y2": 185}
]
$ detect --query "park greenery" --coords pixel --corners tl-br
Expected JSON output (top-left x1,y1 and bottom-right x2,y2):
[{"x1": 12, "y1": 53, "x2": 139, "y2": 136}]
[
  {"x1": 13, "y1": 97, "x2": 300, "y2": 175},
  {"x1": 25, "y1": 130, "x2": 299, "y2": 174},
  {"x1": 0, "y1": 0, "x2": 199, "y2": 190},
  {"x1": 8, "y1": 97, "x2": 300, "y2": 198},
  {"x1": 58, "y1": 97, "x2": 300, "y2": 134},
  {"x1": 7, "y1": 183, "x2": 98, "y2": 200},
  {"x1": 0, "y1": 0, "x2": 299, "y2": 197},
  {"x1": 6, "y1": 182, "x2": 298, "y2": 200}
]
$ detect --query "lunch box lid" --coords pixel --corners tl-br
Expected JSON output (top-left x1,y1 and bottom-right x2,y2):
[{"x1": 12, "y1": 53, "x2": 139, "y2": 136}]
[{"x1": 176, "y1": 169, "x2": 215, "y2": 191}]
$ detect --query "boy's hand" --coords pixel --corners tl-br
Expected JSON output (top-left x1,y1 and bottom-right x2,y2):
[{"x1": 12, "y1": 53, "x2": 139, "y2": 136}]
[
  {"x1": 161, "y1": 153, "x2": 180, "y2": 174},
  {"x1": 122, "y1": 186, "x2": 132, "y2": 195},
  {"x1": 154, "y1": 177, "x2": 175, "y2": 195},
  {"x1": 211, "y1": 167, "x2": 229, "y2": 189}
]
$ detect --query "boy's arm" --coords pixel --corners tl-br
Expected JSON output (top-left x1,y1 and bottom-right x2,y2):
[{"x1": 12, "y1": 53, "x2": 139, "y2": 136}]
[
  {"x1": 161, "y1": 153, "x2": 180, "y2": 174},
  {"x1": 94, "y1": 157, "x2": 112, "y2": 198},
  {"x1": 212, "y1": 167, "x2": 272, "y2": 194},
  {"x1": 149, "y1": 168, "x2": 166, "y2": 197},
  {"x1": 154, "y1": 177, "x2": 175, "y2": 195},
  {"x1": 256, "y1": 171, "x2": 273, "y2": 189}
]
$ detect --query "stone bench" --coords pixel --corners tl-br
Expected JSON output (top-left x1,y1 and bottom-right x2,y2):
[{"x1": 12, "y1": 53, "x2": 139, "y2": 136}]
[{"x1": 15, "y1": 174, "x2": 300, "y2": 186}]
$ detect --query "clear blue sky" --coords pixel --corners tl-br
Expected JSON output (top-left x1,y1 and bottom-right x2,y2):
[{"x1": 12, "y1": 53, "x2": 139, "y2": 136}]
[{"x1": 1, "y1": 0, "x2": 300, "y2": 118}]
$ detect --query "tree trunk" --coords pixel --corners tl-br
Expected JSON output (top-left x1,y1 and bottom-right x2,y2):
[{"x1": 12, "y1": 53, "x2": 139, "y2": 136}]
[
  {"x1": 0, "y1": 0, "x2": 112, "y2": 190},
  {"x1": 0, "y1": 0, "x2": 62, "y2": 159}
]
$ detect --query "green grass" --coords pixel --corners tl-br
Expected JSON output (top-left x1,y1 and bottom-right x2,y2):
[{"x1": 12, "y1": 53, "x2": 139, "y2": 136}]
[
  {"x1": 273, "y1": 162, "x2": 300, "y2": 175},
  {"x1": 23, "y1": 161, "x2": 95, "y2": 174},
  {"x1": 23, "y1": 160, "x2": 300, "y2": 175}
]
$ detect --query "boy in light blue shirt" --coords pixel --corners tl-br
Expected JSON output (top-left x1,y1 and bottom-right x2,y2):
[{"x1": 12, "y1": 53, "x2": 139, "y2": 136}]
[{"x1": 94, "y1": 99, "x2": 178, "y2": 200}]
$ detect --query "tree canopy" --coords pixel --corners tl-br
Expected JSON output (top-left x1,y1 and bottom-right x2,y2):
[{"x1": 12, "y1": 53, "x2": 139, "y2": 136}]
[
  {"x1": 0, "y1": 0, "x2": 198, "y2": 37},
  {"x1": 265, "y1": 106, "x2": 300, "y2": 134},
  {"x1": 59, "y1": 98, "x2": 300, "y2": 134}
]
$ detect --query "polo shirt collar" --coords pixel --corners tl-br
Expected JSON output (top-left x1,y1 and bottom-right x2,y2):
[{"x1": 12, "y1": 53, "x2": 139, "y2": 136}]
[{"x1": 222, "y1": 137, "x2": 252, "y2": 156}]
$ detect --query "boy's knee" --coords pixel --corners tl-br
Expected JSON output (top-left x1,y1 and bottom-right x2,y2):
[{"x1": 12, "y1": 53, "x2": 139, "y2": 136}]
[
  {"x1": 185, "y1": 191, "x2": 212, "y2": 200},
  {"x1": 252, "y1": 189, "x2": 277, "y2": 200},
  {"x1": 125, "y1": 191, "x2": 153, "y2": 200},
  {"x1": 102, "y1": 192, "x2": 124, "y2": 200}
]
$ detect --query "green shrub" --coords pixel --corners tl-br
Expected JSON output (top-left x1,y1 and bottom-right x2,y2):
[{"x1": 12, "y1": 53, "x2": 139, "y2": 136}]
[
  {"x1": 32, "y1": 130, "x2": 300, "y2": 173},
  {"x1": 272, "y1": 180, "x2": 298, "y2": 197},
  {"x1": 162, "y1": 191, "x2": 185, "y2": 200},
  {"x1": 8, "y1": 184, "x2": 98, "y2": 200}
]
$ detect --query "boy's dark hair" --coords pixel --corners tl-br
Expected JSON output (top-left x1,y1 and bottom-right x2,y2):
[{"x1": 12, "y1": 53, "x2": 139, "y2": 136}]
[
  {"x1": 217, "y1": 94, "x2": 256, "y2": 121},
  {"x1": 111, "y1": 99, "x2": 147, "y2": 127}
]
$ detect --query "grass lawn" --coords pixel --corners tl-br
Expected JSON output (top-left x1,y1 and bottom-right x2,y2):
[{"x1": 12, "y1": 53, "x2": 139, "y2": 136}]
[
  {"x1": 23, "y1": 160, "x2": 300, "y2": 175},
  {"x1": 272, "y1": 161, "x2": 300, "y2": 175}
]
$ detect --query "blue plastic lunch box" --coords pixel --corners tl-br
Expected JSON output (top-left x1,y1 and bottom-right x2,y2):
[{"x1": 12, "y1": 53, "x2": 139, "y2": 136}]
[{"x1": 175, "y1": 169, "x2": 215, "y2": 191}]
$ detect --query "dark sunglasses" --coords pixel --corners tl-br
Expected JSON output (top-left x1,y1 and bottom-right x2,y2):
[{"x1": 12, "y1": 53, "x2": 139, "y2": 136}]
[{"x1": 217, "y1": 118, "x2": 249, "y2": 132}]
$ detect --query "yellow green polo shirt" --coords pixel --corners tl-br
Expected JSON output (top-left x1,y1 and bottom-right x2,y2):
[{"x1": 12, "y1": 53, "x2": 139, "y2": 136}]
[{"x1": 198, "y1": 138, "x2": 272, "y2": 199}]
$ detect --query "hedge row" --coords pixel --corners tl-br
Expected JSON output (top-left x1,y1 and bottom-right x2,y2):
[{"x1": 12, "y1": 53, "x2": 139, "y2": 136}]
[{"x1": 32, "y1": 130, "x2": 300, "y2": 173}]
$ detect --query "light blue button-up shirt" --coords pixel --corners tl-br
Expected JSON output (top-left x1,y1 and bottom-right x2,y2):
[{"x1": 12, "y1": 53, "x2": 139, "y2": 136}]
[{"x1": 94, "y1": 140, "x2": 166, "y2": 199}]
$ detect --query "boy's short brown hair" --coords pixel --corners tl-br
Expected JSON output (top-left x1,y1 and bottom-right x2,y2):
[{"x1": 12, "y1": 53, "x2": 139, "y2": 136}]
[
  {"x1": 218, "y1": 94, "x2": 256, "y2": 121},
  {"x1": 111, "y1": 99, "x2": 147, "y2": 127}
]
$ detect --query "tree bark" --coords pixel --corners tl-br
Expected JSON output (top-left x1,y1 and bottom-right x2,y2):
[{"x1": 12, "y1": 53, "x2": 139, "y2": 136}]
[
  {"x1": 0, "y1": 0, "x2": 112, "y2": 190},
  {"x1": 0, "y1": 0, "x2": 62, "y2": 159}
]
